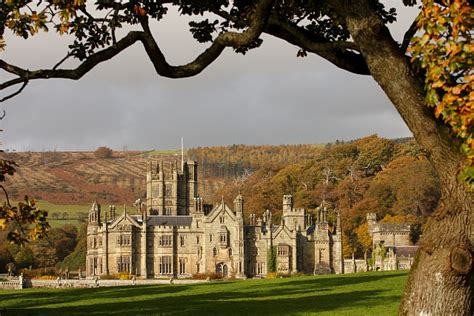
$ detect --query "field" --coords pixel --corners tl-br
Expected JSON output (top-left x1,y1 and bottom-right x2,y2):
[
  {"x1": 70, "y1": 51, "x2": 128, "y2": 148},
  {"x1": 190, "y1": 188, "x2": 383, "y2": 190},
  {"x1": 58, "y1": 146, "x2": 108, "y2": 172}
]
[
  {"x1": 1, "y1": 151, "x2": 221, "y2": 207},
  {"x1": 0, "y1": 271, "x2": 408, "y2": 315}
]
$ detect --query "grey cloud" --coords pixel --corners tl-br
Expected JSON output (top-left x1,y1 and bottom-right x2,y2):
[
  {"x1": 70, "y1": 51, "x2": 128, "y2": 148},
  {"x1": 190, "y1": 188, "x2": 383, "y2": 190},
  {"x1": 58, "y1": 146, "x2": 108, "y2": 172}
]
[{"x1": 1, "y1": 4, "x2": 416, "y2": 151}]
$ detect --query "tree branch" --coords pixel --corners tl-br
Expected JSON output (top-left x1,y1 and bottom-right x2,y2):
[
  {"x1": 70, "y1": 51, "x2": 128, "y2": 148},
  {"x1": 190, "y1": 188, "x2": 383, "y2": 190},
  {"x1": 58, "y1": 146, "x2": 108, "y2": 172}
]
[
  {"x1": 401, "y1": 13, "x2": 420, "y2": 53},
  {"x1": 265, "y1": 15, "x2": 370, "y2": 75},
  {"x1": 0, "y1": 80, "x2": 28, "y2": 103},
  {"x1": 52, "y1": 53, "x2": 72, "y2": 70},
  {"x1": 0, "y1": 0, "x2": 276, "y2": 94}
]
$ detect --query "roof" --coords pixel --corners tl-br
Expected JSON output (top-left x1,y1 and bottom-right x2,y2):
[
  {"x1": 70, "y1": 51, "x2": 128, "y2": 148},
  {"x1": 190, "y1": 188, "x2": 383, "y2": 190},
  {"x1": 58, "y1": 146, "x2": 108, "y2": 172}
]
[
  {"x1": 141, "y1": 215, "x2": 193, "y2": 227},
  {"x1": 394, "y1": 246, "x2": 418, "y2": 257}
]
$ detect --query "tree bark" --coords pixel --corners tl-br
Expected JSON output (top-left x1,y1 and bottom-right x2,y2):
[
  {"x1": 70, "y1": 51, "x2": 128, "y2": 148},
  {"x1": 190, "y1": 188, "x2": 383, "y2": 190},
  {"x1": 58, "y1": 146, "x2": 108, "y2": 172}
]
[{"x1": 334, "y1": 1, "x2": 474, "y2": 314}]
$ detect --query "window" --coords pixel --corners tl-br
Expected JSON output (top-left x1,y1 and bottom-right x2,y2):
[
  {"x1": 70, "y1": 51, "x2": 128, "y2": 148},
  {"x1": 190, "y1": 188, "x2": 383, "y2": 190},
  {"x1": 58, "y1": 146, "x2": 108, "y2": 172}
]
[
  {"x1": 278, "y1": 246, "x2": 289, "y2": 256},
  {"x1": 213, "y1": 247, "x2": 218, "y2": 256},
  {"x1": 159, "y1": 256, "x2": 172, "y2": 275},
  {"x1": 159, "y1": 235, "x2": 172, "y2": 247},
  {"x1": 165, "y1": 207, "x2": 172, "y2": 215},
  {"x1": 165, "y1": 184, "x2": 172, "y2": 197},
  {"x1": 229, "y1": 248, "x2": 233, "y2": 256},
  {"x1": 179, "y1": 258, "x2": 186, "y2": 274},
  {"x1": 209, "y1": 234, "x2": 213, "y2": 242},
  {"x1": 257, "y1": 262, "x2": 264, "y2": 275},
  {"x1": 196, "y1": 263, "x2": 200, "y2": 273},
  {"x1": 180, "y1": 235, "x2": 185, "y2": 247},
  {"x1": 219, "y1": 232, "x2": 227, "y2": 246},
  {"x1": 117, "y1": 256, "x2": 131, "y2": 273},
  {"x1": 196, "y1": 236, "x2": 200, "y2": 244},
  {"x1": 220, "y1": 216, "x2": 225, "y2": 224},
  {"x1": 117, "y1": 235, "x2": 131, "y2": 246}
]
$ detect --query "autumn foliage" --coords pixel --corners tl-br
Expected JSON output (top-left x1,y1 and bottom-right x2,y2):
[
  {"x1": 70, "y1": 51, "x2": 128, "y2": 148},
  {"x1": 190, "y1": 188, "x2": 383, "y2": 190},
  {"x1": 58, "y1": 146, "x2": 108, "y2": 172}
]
[{"x1": 410, "y1": 0, "x2": 473, "y2": 185}]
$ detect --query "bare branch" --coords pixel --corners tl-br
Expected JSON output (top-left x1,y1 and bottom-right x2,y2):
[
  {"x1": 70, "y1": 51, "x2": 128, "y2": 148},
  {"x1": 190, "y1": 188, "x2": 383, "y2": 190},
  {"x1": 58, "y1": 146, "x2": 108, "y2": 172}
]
[
  {"x1": 52, "y1": 53, "x2": 72, "y2": 70},
  {"x1": 0, "y1": 80, "x2": 28, "y2": 103},
  {"x1": 0, "y1": 184, "x2": 11, "y2": 207},
  {"x1": 401, "y1": 13, "x2": 421, "y2": 53}
]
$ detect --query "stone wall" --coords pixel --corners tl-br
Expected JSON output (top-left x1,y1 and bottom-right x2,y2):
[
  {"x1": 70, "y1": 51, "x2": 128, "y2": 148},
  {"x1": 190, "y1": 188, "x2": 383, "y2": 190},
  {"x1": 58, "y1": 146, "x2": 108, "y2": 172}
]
[
  {"x1": 0, "y1": 280, "x2": 22, "y2": 290},
  {"x1": 343, "y1": 259, "x2": 368, "y2": 274},
  {"x1": 28, "y1": 278, "x2": 207, "y2": 289}
]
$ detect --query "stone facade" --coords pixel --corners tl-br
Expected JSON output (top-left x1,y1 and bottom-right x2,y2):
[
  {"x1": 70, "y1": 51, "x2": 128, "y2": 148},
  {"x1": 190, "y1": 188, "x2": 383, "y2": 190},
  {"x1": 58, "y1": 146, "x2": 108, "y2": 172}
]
[
  {"x1": 366, "y1": 213, "x2": 417, "y2": 271},
  {"x1": 86, "y1": 160, "x2": 343, "y2": 278}
]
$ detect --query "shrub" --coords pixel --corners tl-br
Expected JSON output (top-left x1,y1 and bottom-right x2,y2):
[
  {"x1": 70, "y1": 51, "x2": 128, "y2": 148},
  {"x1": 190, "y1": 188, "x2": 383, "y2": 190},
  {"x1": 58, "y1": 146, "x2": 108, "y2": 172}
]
[
  {"x1": 32, "y1": 275, "x2": 57, "y2": 280},
  {"x1": 117, "y1": 272, "x2": 133, "y2": 280},
  {"x1": 192, "y1": 272, "x2": 222, "y2": 280},
  {"x1": 266, "y1": 272, "x2": 277, "y2": 279},
  {"x1": 94, "y1": 147, "x2": 113, "y2": 159}
]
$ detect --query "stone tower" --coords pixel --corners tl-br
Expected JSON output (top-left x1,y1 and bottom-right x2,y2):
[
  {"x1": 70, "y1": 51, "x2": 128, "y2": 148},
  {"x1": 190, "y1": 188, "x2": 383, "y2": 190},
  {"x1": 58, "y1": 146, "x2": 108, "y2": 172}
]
[
  {"x1": 146, "y1": 160, "x2": 198, "y2": 216},
  {"x1": 282, "y1": 194, "x2": 306, "y2": 232}
]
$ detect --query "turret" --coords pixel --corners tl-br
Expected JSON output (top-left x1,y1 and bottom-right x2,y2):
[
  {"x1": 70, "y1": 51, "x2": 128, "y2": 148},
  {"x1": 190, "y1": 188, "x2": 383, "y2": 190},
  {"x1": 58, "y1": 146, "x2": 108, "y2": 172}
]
[
  {"x1": 234, "y1": 194, "x2": 244, "y2": 217},
  {"x1": 367, "y1": 213, "x2": 377, "y2": 233},
  {"x1": 89, "y1": 200, "x2": 101, "y2": 225},
  {"x1": 194, "y1": 196, "x2": 204, "y2": 213},
  {"x1": 108, "y1": 205, "x2": 116, "y2": 221},
  {"x1": 283, "y1": 194, "x2": 293, "y2": 214}
]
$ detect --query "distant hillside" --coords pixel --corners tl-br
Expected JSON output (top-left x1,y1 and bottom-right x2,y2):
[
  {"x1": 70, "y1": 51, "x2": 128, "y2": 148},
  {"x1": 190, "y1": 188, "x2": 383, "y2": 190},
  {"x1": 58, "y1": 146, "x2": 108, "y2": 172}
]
[{"x1": 1, "y1": 143, "x2": 324, "y2": 205}]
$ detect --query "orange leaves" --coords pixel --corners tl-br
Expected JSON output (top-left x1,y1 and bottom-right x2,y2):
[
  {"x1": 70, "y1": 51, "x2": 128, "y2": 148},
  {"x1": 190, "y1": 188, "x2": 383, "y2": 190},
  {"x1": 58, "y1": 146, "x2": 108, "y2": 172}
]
[
  {"x1": 409, "y1": 0, "x2": 473, "y2": 187},
  {"x1": 134, "y1": 5, "x2": 147, "y2": 17}
]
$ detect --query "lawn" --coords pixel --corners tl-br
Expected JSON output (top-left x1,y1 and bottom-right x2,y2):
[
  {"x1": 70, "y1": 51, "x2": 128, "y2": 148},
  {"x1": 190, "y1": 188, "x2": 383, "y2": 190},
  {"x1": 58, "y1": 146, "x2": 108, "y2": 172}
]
[{"x1": 0, "y1": 271, "x2": 408, "y2": 315}]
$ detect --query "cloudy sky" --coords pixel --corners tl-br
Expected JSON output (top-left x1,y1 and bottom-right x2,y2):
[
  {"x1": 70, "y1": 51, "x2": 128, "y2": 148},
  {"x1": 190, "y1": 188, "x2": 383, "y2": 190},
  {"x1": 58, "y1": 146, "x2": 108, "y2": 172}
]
[{"x1": 0, "y1": 2, "x2": 418, "y2": 151}]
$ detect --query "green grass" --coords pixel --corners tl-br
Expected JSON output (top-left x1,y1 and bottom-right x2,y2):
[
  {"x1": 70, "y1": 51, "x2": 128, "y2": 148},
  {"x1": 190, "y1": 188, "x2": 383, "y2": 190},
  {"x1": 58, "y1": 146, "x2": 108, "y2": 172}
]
[
  {"x1": 34, "y1": 201, "x2": 90, "y2": 214},
  {"x1": 9, "y1": 201, "x2": 89, "y2": 228},
  {"x1": 0, "y1": 271, "x2": 408, "y2": 315}
]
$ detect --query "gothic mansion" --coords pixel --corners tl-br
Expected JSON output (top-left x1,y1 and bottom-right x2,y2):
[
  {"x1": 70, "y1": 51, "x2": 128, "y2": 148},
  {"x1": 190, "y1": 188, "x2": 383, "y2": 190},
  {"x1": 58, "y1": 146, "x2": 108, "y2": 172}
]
[{"x1": 86, "y1": 160, "x2": 344, "y2": 278}]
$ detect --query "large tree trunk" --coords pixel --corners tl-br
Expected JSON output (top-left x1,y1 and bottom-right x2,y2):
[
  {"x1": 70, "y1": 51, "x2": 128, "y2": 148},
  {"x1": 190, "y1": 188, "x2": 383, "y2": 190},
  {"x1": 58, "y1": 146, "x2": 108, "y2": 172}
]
[{"x1": 335, "y1": 1, "x2": 474, "y2": 314}]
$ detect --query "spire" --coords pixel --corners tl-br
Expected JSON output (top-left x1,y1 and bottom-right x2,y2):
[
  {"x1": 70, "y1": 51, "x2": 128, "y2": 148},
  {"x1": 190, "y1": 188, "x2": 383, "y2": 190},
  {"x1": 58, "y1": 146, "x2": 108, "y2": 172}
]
[{"x1": 181, "y1": 137, "x2": 184, "y2": 172}]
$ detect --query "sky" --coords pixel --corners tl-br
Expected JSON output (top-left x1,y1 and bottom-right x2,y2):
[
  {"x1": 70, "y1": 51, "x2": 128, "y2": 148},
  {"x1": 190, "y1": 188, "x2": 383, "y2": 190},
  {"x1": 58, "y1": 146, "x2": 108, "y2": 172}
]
[{"x1": 0, "y1": 2, "x2": 419, "y2": 151}]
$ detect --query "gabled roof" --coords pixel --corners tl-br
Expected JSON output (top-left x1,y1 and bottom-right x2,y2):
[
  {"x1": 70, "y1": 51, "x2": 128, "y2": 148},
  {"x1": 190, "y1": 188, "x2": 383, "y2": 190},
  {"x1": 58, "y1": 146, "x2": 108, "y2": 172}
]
[
  {"x1": 206, "y1": 202, "x2": 237, "y2": 223},
  {"x1": 272, "y1": 223, "x2": 294, "y2": 240},
  {"x1": 109, "y1": 212, "x2": 141, "y2": 229}
]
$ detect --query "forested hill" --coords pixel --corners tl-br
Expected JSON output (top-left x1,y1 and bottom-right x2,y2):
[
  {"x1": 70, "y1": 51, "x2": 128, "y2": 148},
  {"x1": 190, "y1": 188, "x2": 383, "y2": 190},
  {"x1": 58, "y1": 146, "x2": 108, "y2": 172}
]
[{"x1": 187, "y1": 144, "x2": 324, "y2": 179}]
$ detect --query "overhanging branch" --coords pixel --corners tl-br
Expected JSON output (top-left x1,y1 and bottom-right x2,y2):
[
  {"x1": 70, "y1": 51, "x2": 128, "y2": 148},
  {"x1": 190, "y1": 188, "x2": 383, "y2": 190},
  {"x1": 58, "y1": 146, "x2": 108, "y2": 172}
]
[
  {"x1": 265, "y1": 15, "x2": 370, "y2": 75},
  {"x1": 0, "y1": 0, "x2": 276, "y2": 99}
]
